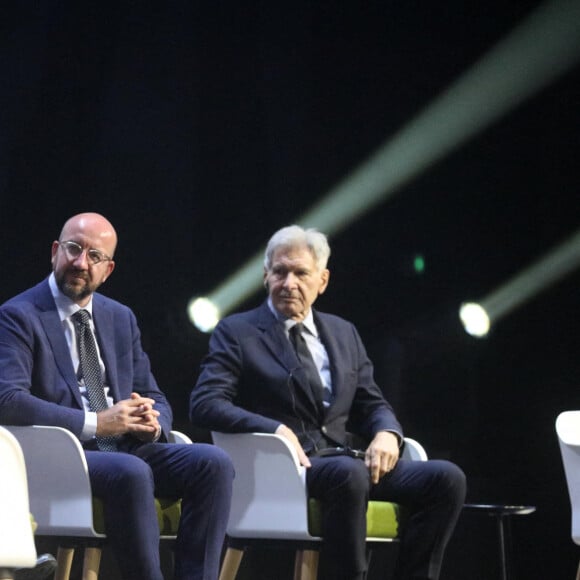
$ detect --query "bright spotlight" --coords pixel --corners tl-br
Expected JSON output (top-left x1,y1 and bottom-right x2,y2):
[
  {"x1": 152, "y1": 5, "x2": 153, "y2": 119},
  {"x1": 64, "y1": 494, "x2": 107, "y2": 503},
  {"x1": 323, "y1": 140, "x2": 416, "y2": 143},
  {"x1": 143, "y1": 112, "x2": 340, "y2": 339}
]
[
  {"x1": 188, "y1": 297, "x2": 221, "y2": 333},
  {"x1": 459, "y1": 302, "x2": 491, "y2": 338}
]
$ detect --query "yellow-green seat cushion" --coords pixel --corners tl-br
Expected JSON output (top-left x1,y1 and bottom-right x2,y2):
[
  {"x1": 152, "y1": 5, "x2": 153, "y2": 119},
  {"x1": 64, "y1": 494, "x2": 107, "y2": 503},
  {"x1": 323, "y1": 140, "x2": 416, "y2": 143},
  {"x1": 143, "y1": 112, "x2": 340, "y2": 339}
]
[
  {"x1": 92, "y1": 497, "x2": 181, "y2": 536},
  {"x1": 308, "y1": 498, "x2": 402, "y2": 539}
]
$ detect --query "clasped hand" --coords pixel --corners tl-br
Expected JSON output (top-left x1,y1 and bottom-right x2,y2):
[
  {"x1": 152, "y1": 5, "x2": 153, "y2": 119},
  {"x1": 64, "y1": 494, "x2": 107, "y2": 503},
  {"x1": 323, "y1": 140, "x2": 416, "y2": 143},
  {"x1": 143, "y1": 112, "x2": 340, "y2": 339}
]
[{"x1": 96, "y1": 392, "x2": 160, "y2": 441}]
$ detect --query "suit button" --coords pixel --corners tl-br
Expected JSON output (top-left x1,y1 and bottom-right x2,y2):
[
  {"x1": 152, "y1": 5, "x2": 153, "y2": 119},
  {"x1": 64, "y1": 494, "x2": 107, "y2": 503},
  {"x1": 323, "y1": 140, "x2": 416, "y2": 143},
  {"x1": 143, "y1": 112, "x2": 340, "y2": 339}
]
[{"x1": 321, "y1": 426, "x2": 327, "y2": 434}]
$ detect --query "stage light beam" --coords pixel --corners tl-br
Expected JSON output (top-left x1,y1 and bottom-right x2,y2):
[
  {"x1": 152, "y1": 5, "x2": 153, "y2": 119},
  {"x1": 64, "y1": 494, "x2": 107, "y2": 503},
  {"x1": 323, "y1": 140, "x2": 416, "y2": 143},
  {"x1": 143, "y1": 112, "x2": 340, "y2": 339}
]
[
  {"x1": 189, "y1": 0, "x2": 580, "y2": 332},
  {"x1": 460, "y1": 228, "x2": 580, "y2": 337}
]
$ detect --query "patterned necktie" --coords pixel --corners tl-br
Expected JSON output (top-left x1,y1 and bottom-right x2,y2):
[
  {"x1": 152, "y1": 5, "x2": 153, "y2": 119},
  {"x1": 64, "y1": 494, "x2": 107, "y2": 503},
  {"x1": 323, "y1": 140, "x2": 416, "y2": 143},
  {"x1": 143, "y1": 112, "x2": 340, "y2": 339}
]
[
  {"x1": 289, "y1": 323, "x2": 332, "y2": 407},
  {"x1": 72, "y1": 309, "x2": 117, "y2": 452}
]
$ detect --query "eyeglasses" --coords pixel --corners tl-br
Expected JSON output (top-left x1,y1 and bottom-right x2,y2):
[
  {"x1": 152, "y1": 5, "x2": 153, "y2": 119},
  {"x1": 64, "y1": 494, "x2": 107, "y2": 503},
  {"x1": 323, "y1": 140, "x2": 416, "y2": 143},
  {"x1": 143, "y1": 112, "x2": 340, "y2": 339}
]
[{"x1": 58, "y1": 240, "x2": 113, "y2": 266}]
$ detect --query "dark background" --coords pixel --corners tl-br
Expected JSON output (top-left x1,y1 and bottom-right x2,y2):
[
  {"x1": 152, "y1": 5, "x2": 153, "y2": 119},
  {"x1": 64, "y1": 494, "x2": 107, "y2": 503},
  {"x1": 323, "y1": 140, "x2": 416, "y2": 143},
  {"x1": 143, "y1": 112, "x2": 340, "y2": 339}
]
[{"x1": 1, "y1": 1, "x2": 579, "y2": 578}]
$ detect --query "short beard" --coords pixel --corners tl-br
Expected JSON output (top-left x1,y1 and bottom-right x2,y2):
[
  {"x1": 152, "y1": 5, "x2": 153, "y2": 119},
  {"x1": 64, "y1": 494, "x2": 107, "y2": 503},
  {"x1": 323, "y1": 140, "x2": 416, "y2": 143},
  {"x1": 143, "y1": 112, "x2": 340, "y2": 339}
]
[{"x1": 55, "y1": 270, "x2": 94, "y2": 302}]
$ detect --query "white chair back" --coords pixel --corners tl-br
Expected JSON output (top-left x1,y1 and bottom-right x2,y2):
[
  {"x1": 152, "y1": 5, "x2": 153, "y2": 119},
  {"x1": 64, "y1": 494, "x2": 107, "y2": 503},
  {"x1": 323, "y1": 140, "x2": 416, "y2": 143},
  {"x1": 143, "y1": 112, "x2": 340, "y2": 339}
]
[
  {"x1": 0, "y1": 426, "x2": 37, "y2": 570},
  {"x1": 212, "y1": 432, "x2": 312, "y2": 540},
  {"x1": 556, "y1": 410, "x2": 580, "y2": 545}
]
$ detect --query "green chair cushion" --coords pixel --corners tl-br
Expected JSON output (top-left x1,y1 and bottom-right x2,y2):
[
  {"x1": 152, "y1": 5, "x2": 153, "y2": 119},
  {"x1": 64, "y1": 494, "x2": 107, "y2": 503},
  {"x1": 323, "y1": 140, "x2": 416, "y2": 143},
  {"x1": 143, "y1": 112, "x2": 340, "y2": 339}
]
[
  {"x1": 308, "y1": 498, "x2": 402, "y2": 538},
  {"x1": 92, "y1": 497, "x2": 181, "y2": 536}
]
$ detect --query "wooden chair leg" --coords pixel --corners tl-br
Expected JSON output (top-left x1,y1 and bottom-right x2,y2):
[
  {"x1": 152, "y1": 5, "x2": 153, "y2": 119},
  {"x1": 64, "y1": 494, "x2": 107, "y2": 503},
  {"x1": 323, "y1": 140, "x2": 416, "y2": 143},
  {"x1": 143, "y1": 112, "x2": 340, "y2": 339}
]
[
  {"x1": 55, "y1": 547, "x2": 75, "y2": 580},
  {"x1": 82, "y1": 547, "x2": 102, "y2": 580},
  {"x1": 219, "y1": 547, "x2": 244, "y2": 580},
  {"x1": 294, "y1": 549, "x2": 319, "y2": 580}
]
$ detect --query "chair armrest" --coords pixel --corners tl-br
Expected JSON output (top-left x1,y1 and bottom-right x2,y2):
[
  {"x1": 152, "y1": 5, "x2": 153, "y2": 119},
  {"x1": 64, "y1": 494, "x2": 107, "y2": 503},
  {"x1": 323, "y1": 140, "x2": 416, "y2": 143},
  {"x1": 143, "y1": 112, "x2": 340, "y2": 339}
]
[
  {"x1": 211, "y1": 432, "x2": 315, "y2": 540},
  {"x1": 168, "y1": 430, "x2": 193, "y2": 444},
  {"x1": 402, "y1": 437, "x2": 428, "y2": 461},
  {"x1": 5, "y1": 425, "x2": 101, "y2": 537},
  {"x1": 0, "y1": 426, "x2": 37, "y2": 569}
]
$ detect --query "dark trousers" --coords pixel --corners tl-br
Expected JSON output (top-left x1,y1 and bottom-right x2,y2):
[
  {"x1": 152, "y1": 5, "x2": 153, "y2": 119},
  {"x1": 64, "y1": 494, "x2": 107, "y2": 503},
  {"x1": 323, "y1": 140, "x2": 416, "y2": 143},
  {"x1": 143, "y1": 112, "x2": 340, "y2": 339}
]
[
  {"x1": 86, "y1": 442, "x2": 234, "y2": 580},
  {"x1": 307, "y1": 457, "x2": 466, "y2": 580}
]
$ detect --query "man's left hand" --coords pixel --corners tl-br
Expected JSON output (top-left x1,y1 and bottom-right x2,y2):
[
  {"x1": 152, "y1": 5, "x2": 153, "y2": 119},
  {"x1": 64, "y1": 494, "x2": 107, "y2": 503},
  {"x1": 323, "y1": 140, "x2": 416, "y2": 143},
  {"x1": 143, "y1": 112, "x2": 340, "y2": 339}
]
[{"x1": 365, "y1": 431, "x2": 400, "y2": 484}]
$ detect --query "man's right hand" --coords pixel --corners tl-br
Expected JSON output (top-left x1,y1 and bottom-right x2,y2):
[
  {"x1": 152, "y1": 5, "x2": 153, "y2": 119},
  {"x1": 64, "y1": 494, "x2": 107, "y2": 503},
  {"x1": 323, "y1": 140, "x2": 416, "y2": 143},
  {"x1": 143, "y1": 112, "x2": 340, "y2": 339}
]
[
  {"x1": 275, "y1": 424, "x2": 311, "y2": 468},
  {"x1": 96, "y1": 395, "x2": 160, "y2": 437}
]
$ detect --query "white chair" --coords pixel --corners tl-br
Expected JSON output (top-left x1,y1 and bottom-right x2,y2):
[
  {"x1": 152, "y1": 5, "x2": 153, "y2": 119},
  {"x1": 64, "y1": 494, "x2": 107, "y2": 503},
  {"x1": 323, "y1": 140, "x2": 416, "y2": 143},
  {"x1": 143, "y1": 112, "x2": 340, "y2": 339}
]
[
  {"x1": 6, "y1": 425, "x2": 192, "y2": 580},
  {"x1": 0, "y1": 426, "x2": 37, "y2": 580},
  {"x1": 212, "y1": 431, "x2": 427, "y2": 580},
  {"x1": 556, "y1": 410, "x2": 580, "y2": 580}
]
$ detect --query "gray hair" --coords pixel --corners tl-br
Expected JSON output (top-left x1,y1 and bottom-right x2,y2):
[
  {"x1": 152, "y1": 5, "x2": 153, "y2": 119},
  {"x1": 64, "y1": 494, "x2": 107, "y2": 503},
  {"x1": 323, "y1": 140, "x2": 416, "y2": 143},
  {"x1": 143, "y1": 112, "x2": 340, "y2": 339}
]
[{"x1": 264, "y1": 225, "x2": 331, "y2": 271}]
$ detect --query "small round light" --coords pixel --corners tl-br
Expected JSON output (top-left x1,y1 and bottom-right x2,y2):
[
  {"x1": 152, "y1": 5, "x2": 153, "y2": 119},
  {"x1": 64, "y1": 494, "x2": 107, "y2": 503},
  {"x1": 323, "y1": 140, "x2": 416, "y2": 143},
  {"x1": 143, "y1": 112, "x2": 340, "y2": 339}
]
[
  {"x1": 188, "y1": 297, "x2": 220, "y2": 333},
  {"x1": 459, "y1": 302, "x2": 490, "y2": 338}
]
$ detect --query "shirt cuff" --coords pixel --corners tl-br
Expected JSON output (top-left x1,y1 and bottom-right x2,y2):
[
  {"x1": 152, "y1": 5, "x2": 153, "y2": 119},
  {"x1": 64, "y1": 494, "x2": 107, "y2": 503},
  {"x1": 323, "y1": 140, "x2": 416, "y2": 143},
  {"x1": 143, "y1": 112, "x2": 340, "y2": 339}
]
[{"x1": 81, "y1": 411, "x2": 98, "y2": 441}]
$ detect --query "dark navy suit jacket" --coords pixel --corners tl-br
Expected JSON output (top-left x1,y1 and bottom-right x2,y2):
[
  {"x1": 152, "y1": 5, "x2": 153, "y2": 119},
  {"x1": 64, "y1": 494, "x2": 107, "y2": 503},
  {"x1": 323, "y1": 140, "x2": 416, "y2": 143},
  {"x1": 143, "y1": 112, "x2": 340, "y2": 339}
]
[
  {"x1": 190, "y1": 301, "x2": 402, "y2": 453},
  {"x1": 0, "y1": 278, "x2": 173, "y2": 442}
]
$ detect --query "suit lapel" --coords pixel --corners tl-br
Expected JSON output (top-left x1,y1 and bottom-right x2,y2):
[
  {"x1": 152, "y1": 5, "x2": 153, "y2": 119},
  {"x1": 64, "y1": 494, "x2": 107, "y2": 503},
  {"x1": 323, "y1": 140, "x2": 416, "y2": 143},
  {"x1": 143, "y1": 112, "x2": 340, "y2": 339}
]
[
  {"x1": 255, "y1": 303, "x2": 295, "y2": 371},
  {"x1": 313, "y1": 311, "x2": 342, "y2": 416},
  {"x1": 36, "y1": 283, "x2": 84, "y2": 408}
]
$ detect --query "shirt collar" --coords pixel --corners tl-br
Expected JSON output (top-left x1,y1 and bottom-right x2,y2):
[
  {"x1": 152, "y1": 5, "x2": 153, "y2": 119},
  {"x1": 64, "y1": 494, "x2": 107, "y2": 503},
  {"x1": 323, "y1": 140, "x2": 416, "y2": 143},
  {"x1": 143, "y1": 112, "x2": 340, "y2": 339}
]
[
  {"x1": 49, "y1": 272, "x2": 94, "y2": 322},
  {"x1": 267, "y1": 297, "x2": 318, "y2": 337}
]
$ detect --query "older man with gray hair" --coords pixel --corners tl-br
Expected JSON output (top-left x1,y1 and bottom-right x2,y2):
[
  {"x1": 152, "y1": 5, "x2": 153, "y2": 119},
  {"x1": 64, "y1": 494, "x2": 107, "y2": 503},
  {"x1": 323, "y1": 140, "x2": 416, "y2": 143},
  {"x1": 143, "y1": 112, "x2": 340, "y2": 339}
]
[{"x1": 191, "y1": 224, "x2": 466, "y2": 580}]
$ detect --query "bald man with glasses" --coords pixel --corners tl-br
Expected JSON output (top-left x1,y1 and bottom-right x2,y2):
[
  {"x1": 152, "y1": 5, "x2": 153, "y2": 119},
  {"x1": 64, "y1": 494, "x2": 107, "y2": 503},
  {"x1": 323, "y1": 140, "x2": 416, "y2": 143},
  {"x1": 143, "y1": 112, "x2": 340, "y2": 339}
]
[{"x1": 0, "y1": 212, "x2": 233, "y2": 580}]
